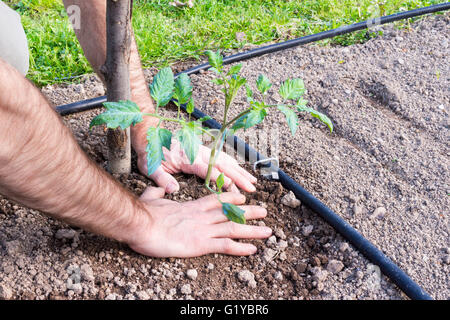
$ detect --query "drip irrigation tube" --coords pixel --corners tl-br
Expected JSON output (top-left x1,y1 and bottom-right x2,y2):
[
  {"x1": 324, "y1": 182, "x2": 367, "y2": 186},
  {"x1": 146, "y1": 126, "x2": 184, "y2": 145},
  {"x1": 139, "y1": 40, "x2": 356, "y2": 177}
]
[
  {"x1": 56, "y1": 2, "x2": 450, "y2": 115},
  {"x1": 187, "y1": 107, "x2": 433, "y2": 301},
  {"x1": 53, "y1": 4, "x2": 450, "y2": 300}
]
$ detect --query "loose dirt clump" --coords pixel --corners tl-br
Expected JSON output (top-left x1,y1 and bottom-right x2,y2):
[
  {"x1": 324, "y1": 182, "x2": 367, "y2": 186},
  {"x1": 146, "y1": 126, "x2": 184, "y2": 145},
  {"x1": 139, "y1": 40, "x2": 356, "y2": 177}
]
[{"x1": 0, "y1": 14, "x2": 448, "y2": 300}]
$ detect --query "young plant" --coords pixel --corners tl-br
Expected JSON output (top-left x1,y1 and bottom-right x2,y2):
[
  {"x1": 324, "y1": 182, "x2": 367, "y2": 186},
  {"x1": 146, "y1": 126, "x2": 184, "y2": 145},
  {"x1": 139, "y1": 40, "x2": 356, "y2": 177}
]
[{"x1": 90, "y1": 50, "x2": 333, "y2": 224}]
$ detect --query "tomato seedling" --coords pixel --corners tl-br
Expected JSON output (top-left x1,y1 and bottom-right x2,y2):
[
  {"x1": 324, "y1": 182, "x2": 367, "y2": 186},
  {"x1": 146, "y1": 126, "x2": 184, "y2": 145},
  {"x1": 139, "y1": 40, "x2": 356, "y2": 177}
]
[{"x1": 90, "y1": 51, "x2": 333, "y2": 224}]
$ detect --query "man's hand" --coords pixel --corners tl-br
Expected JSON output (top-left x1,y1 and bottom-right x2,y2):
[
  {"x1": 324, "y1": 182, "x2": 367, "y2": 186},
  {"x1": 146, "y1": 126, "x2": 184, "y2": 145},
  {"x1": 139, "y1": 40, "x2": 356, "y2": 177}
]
[
  {"x1": 137, "y1": 139, "x2": 258, "y2": 194},
  {"x1": 128, "y1": 187, "x2": 271, "y2": 258}
]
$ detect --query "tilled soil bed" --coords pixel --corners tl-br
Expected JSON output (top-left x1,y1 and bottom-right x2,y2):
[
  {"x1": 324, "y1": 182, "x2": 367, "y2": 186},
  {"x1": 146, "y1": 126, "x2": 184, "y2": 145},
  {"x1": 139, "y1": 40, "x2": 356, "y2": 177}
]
[{"x1": 0, "y1": 14, "x2": 449, "y2": 300}]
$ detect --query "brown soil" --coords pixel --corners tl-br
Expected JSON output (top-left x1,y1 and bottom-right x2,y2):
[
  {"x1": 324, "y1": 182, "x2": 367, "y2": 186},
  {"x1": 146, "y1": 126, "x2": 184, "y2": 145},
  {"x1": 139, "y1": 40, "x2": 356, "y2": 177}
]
[{"x1": 0, "y1": 14, "x2": 448, "y2": 300}]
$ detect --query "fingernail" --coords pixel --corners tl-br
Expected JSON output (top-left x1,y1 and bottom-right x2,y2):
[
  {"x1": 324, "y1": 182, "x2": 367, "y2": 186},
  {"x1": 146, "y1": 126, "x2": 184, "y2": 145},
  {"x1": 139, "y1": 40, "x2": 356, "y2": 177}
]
[
  {"x1": 166, "y1": 181, "x2": 179, "y2": 194},
  {"x1": 264, "y1": 227, "x2": 272, "y2": 235}
]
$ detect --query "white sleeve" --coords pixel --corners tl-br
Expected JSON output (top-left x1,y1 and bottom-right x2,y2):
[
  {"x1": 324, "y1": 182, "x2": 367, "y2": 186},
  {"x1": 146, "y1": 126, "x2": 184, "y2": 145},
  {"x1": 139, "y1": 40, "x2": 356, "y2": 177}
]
[{"x1": 0, "y1": 1, "x2": 29, "y2": 76}]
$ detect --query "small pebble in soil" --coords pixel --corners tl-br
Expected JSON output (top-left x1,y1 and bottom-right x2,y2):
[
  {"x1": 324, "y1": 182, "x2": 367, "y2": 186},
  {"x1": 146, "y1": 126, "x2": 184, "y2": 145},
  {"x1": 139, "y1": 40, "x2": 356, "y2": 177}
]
[
  {"x1": 262, "y1": 248, "x2": 277, "y2": 263},
  {"x1": 55, "y1": 229, "x2": 77, "y2": 240},
  {"x1": 371, "y1": 207, "x2": 387, "y2": 220},
  {"x1": 327, "y1": 260, "x2": 345, "y2": 274},
  {"x1": 281, "y1": 191, "x2": 301, "y2": 208},
  {"x1": 302, "y1": 225, "x2": 314, "y2": 237},
  {"x1": 311, "y1": 267, "x2": 328, "y2": 283},
  {"x1": 186, "y1": 269, "x2": 198, "y2": 281},
  {"x1": 180, "y1": 284, "x2": 192, "y2": 295},
  {"x1": 237, "y1": 270, "x2": 257, "y2": 288},
  {"x1": 296, "y1": 262, "x2": 307, "y2": 274},
  {"x1": 339, "y1": 242, "x2": 350, "y2": 252},
  {"x1": 0, "y1": 284, "x2": 13, "y2": 299}
]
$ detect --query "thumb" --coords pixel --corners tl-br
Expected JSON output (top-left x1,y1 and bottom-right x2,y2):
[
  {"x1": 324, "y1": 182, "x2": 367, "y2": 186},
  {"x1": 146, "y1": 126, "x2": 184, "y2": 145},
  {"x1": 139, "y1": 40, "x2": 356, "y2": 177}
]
[
  {"x1": 140, "y1": 186, "x2": 166, "y2": 201},
  {"x1": 150, "y1": 167, "x2": 180, "y2": 194}
]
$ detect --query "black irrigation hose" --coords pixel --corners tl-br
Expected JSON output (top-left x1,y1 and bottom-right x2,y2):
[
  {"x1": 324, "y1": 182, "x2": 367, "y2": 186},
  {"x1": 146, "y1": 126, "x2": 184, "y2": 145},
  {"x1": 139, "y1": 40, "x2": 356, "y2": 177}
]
[
  {"x1": 55, "y1": 2, "x2": 450, "y2": 115},
  {"x1": 187, "y1": 107, "x2": 433, "y2": 301},
  {"x1": 53, "y1": 4, "x2": 450, "y2": 300}
]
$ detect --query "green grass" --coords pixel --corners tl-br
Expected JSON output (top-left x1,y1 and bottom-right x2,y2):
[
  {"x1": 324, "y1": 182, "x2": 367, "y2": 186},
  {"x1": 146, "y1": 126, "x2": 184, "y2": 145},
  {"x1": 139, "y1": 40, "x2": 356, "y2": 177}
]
[{"x1": 4, "y1": 0, "x2": 446, "y2": 86}]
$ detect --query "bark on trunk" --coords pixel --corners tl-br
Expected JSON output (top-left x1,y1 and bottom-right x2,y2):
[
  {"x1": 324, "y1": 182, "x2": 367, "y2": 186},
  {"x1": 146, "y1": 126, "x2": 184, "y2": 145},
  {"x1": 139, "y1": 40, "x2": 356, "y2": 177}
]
[{"x1": 101, "y1": 0, "x2": 133, "y2": 174}]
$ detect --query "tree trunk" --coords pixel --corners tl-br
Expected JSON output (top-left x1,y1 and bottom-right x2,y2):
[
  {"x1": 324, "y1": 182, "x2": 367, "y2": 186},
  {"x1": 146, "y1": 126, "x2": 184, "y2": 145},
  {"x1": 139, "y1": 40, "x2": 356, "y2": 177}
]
[{"x1": 101, "y1": 0, "x2": 133, "y2": 174}]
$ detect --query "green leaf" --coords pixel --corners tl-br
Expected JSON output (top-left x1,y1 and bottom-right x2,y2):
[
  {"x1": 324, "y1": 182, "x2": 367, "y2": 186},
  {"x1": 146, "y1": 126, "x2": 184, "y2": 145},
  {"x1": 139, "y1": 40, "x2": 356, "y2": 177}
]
[
  {"x1": 173, "y1": 72, "x2": 192, "y2": 106},
  {"x1": 211, "y1": 78, "x2": 224, "y2": 85},
  {"x1": 205, "y1": 50, "x2": 223, "y2": 71},
  {"x1": 297, "y1": 105, "x2": 333, "y2": 133},
  {"x1": 176, "y1": 122, "x2": 202, "y2": 164},
  {"x1": 222, "y1": 202, "x2": 246, "y2": 224},
  {"x1": 90, "y1": 100, "x2": 143, "y2": 130},
  {"x1": 278, "y1": 105, "x2": 299, "y2": 136},
  {"x1": 186, "y1": 98, "x2": 195, "y2": 114},
  {"x1": 150, "y1": 67, "x2": 174, "y2": 108},
  {"x1": 225, "y1": 74, "x2": 247, "y2": 107},
  {"x1": 245, "y1": 85, "x2": 254, "y2": 103},
  {"x1": 256, "y1": 74, "x2": 272, "y2": 95},
  {"x1": 146, "y1": 127, "x2": 172, "y2": 176},
  {"x1": 297, "y1": 97, "x2": 308, "y2": 107},
  {"x1": 231, "y1": 113, "x2": 248, "y2": 131},
  {"x1": 279, "y1": 78, "x2": 305, "y2": 101},
  {"x1": 245, "y1": 108, "x2": 267, "y2": 129},
  {"x1": 216, "y1": 173, "x2": 225, "y2": 193},
  {"x1": 227, "y1": 64, "x2": 242, "y2": 76},
  {"x1": 198, "y1": 116, "x2": 212, "y2": 122}
]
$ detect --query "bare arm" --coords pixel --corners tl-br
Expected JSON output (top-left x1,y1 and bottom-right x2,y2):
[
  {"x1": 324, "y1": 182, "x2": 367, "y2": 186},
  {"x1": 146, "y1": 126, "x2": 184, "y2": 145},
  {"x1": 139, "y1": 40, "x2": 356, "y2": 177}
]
[
  {"x1": 0, "y1": 58, "x2": 147, "y2": 244},
  {"x1": 0, "y1": 59, "x2": 271, "y2": 256}
]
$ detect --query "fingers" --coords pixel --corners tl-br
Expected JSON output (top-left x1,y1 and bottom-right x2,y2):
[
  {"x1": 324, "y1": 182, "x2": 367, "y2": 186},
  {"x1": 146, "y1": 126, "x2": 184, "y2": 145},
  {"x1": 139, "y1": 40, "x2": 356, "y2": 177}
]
[
  {"x1": 205, "y1": 205, "x2": 267, "y2": 224},
  {"x1": 190, "y1": 192, "x2": 246, "y2": 211},
  {"x1": 214, "y1": 157, "x2": 257, "y2": 193},
  {"x1": 140, "y1": 186, "x2": 166, "y2": 201},
  {"x1": 149, "y1": 167, "x2": 180, "y2": 194},
  {"x1": 216, "y1": 164, "x2": 256, "y2": 193},
  {"x1": 209, "y1": 239, "x2": 258, "y2": 256},
  {"x1": 182, "y1": 162, "x2": 234, "y2": 190},
  {"x1": 217, "y1": 152, "x2": 258, "y2": 184},
  {"x1": 209, "y1": 222, "x2": 272, "y2": 239}
]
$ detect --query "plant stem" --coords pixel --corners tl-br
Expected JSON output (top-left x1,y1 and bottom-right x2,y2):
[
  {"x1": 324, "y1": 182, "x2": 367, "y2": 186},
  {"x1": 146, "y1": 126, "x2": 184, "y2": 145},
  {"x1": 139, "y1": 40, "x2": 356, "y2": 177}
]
[
  {"x1": 224, "y1": 109, "x2": 251, "y2": 128},
  {"x1": 205, "y1": 128, "x2": 225, "y2": 188}
]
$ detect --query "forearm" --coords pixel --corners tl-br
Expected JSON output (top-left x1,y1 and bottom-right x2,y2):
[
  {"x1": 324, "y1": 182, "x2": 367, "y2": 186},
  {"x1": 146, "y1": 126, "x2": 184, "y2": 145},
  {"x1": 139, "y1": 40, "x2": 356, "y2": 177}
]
[
  {"x1": 62, "y1": 0, "x2": 158, "y2": 155},
  {"x1": 0, "y1": 58, "x2": 148, "y2": 244}
]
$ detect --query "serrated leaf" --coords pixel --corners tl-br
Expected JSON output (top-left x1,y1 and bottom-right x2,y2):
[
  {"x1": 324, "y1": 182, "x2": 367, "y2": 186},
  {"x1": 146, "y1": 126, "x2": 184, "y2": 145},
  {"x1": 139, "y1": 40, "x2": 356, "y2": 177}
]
[
  {"x1": 225, "y1": 74, "x2": 247, "y2": 107},
  {"x1": 227, "y1": 64, "x2": 242, "y2": 76},
  {"x1": 186, "y1": 98, "x2": 195, "y2": 114},
  {"x1": 176, "y1": 122, "x2": 202, "y2": 164},
  {"x1": 150, "y1": 67, "x2": 174, "y2": 108},
  {"x1": 245, "y1": 108, "x2": 267, "y2": 129},
  {"x1": 278, "y1": 105, "x2": 299, "y2": 136},
  {"x1": 279, "y1": 78, "x2": 305, "y2": 101},
  {"x1": 90, "y1": 100, "x2": 143, "y2": 130},
  {"x1": 217, "y1": 173, "x2": 225, "y2": 193},
  {"x1": 205, "y1": 50, "x2": 223, "y2": 71},
  {"x1": 297, "y1": 105, "x2": 334, "y2": 133},
  {"x1": 222, "y1": 202, "x2": 246, "y2": 224},
  {"x1": 146, "y1": 127, "x2": 172, "y2": 176},
  {"x1": 173, "y1": 73, "x2": 192, "y2": 106},
  {"x1": 256, "y1": 74, "x2": 272, "y2": 95}
]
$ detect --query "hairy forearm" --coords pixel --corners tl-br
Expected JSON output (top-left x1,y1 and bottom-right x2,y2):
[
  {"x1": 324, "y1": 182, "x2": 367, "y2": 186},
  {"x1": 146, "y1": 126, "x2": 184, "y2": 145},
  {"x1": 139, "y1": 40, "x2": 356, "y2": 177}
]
[
  {"x1": 62, "y1": 0, "x2": 158, "y2": 155},
  {"x1": 0, "y1": 59, "x2": 148, "y2": 244}
]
